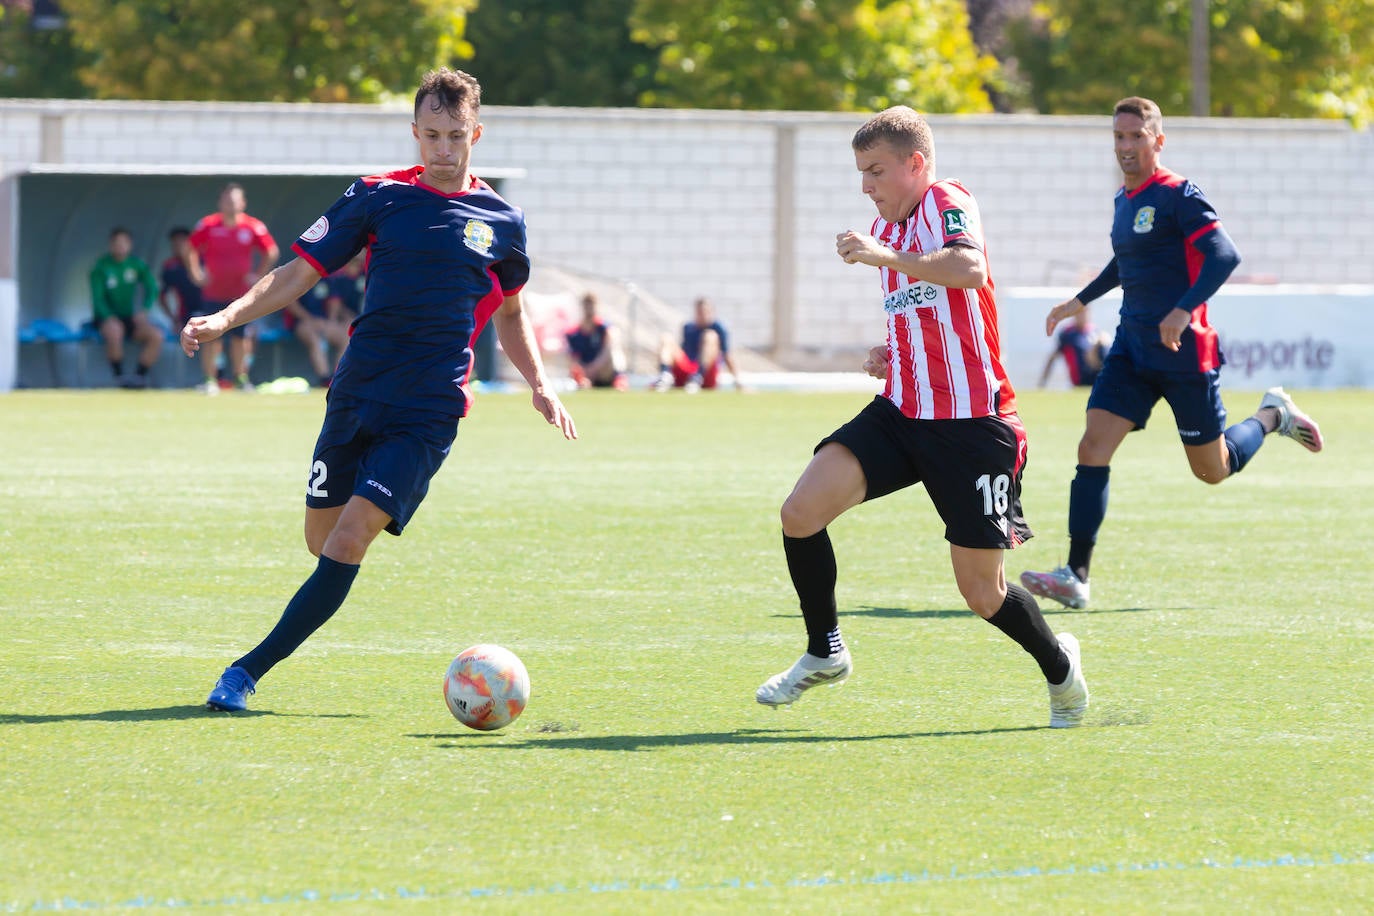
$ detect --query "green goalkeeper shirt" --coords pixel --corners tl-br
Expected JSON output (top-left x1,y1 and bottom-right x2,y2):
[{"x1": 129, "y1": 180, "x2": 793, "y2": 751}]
[{"x1": 90, "y1": 254, "x2": 158, "y2": 321}]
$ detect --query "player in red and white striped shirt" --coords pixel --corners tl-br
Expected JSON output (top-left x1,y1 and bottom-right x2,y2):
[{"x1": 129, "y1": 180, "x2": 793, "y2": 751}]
[{"x1": 756, "y1": 106, "x2": 1089, "y2": 728}]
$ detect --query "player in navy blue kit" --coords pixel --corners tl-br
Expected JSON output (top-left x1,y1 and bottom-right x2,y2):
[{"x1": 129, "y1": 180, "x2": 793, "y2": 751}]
[
  {"x1": 1021, "y1": 97, "x2": 1323, "y2": 610},
  {"x1": 1038, "y1": 307, "x2": 1109, "y2": 388},
  {"x1": 183, "y1": 69, "x2": 577, "y2": 711}
]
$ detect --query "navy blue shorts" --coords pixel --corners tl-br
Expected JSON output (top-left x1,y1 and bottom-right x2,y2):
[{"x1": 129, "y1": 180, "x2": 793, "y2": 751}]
[
  {"x1": 1087, "y1": 354, "x2": 1227, "y2": 445},
  {"x1": 818, "y1": 396, "x2": 1033, "y2": 550},
  {"x1": 306, "y1": 392, "x2": 459, "y2": 536}
]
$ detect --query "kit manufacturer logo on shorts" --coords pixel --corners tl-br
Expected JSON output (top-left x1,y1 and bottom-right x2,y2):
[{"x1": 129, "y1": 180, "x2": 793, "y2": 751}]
[
  {"x1": 941, "y1": 208, "x2": 970, "y2": 237},
  {"x1": 462, "y1": 219, "x2": 494, "y2": 255},
  {"x1": 1133, "y1": 206, "x2": 1156, "y2": 234},
  {"x1": 300, "y1": 216, "x2": 329, "y2": 243}
]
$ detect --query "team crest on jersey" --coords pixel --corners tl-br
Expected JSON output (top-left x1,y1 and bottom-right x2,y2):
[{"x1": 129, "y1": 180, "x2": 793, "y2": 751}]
[
  {"x1": 941, "y1": 208, "x2": 970, "y2": 237},
  {"x1": 462, "y1": 219, "x2": 495, "y2": 255},
  {"x1": 300, "y1": 216, "x2": 329, "y2": 243},
  {"x1": 1133, "y1": 206, "x2": 1156, "y2": 234}
]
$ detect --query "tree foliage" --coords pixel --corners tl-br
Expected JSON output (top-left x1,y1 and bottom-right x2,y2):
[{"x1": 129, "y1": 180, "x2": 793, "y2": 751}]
[
  {"x1": 464, "y1": 0, "x2": 659, "y2": 107},
  {"x1": 56, "y1": 0, "x2": 474, "y2": 102},
  {"x1": 0, "y1": 2, "x2": 91, "y2": 98},
  {"x1": 1010, "y1": 0, "x2": 1374, "y2": 124},
  {"x1": 629, "y1": 0, "x2": 999, "y2": 112}
]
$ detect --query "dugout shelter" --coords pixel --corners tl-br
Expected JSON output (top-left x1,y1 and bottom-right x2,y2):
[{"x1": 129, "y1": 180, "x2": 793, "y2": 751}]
[{"x1": 3, "y1": 164, "x2": 519, "y2": 389}]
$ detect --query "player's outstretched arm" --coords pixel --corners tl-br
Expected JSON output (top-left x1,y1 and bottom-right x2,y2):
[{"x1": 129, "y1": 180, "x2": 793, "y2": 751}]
[
  {"x1": 180, "y1": 258, "x2": 321, "y2": 356},
  {"x1": 1044, "y1": 298, "x2": 1085, "y2": 337},
  {"x1": 492, "y1": 292, "x2": 578, "y2": 441}
]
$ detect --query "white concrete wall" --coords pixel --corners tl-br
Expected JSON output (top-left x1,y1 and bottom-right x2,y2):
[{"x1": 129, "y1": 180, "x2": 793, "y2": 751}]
[{"x1": 2, "y1": 98, "x2": 1372, "y2": 359}]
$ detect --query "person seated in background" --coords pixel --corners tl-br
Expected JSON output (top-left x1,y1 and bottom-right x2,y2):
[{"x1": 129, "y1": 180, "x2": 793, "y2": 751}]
[
  {"x1": 90, "y1": 226, "x2": 162, "y2": 388},
  {"x1": 158, "y1": 226, "x2": 204, "y2": 339},
  {"x1": 654, "y1": 296, "x2": 743, "y2": 392},
  {"x1": 284, "y1": 271, "x2": 352, "y2": 387},
  {"x1": 1038, "y1": 305, "x2": 1111, "y2": 388},
  {"x1": 324, "y1": 250, "x2": 366, "y2": 324},
  {"x1": 565, "y1": 292, "x2": 628, "y2": 390}
]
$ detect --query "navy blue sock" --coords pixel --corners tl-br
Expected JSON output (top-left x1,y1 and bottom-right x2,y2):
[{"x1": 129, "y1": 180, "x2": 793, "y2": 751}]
[
  {"x1": 235, "y1": 555, "x2": 360, "y2": 682},
  {"x1": 783, "y1": 529, "x2": 843, "y2": 658},
  {"x1": 1066, "y1": 464, "x2": 1109, "y2": 582},
  {"x1": 988, "y1": 584, "x2": 1070, "y2": 683},
  {"x1": 1223, "y1": 417, "x2": 1266, "y2": 474}
]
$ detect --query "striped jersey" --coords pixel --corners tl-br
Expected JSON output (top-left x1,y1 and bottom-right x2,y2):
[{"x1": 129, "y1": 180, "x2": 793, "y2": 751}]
[{"x1": 872, "y1": 178, "x2": 1016, "y2": 420}]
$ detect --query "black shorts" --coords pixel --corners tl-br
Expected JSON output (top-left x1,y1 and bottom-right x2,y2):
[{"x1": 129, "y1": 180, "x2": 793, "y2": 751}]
[
  {"x1": 98, "y1": 315, "x2": 138, "y2": 339},
  {"x1": 819, "y1": 395, "x2": 1033, "y2": 549}
]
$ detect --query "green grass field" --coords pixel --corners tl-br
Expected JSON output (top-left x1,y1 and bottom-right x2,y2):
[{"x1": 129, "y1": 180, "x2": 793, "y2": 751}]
[{"x1": 1, "y1": 386, "x2": 1371, "y2": 913}]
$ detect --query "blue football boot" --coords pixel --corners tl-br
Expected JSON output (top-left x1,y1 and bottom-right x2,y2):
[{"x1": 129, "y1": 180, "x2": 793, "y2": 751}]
[{"x1": 206, "y1": 666, "x2": 256, "y2": 711}]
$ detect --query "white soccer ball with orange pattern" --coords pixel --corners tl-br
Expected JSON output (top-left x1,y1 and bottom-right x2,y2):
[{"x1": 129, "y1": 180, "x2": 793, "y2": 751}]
[{"x1": 443, "y1": 644, "x2": 530, "y2": 731}]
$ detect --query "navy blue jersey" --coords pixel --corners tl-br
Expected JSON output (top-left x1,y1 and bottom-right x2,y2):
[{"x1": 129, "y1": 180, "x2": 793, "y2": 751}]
[
  {"x1": 566, "y1": 321, "x2": 609, "y2": 365},
  {"x1": 1056, "y1": 325, "x2": 1105, "y2": 387},
  {"x1": 297, "y1": 277, "x2": 333, "y2": 318},
  {"x1": 292, "y1": 167, "x2": 529, "y2": 417},
  {"x1": 297, "y1": 270, "x2": 364, "y2": 320},
  {"x1": 682, "y1": 321, "x2": 729, "y2": 365},
  {"x1": 326, "y1": 271, "x2": 364, "y2": 316},
  {"x1": 160, "y1": 256, "x2": 203, "y2": 322},
  {"x1": 1102, "y1": 167, "x2": 1223, "y2": 373}
]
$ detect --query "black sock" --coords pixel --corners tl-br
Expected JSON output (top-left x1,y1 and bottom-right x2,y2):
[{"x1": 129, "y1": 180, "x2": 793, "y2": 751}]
[
  {"x1": 987, "y1": 583, "x2": 1069, "y2": 683},
  {"x1": 235, "y1": 555, "x2": 360, "y2": 681},
  {"x1": 135, "y1": 363, "x2": 151, "y2": 377},
  {"x1": 783, "y1": 529, "x2": 843, "y2": 658},
  {"x1": 109, "y1": 359, "x2": 122, "y2": 377}
]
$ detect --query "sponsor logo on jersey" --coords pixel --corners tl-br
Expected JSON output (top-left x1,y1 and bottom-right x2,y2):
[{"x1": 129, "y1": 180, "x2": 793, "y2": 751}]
[
  {"x1": 462, "y1": 219, "x2": 495, "y2": 255},
  {"x1": 1133, "y1": 206, "x2": 1156, "y2": 234},
  {"x1": 300, "y1": 216, "x2": 329, "y2": 243},
  {"x1": 941, "y1": 208, "x2": 970, "y2": 237},
  {"x1": 883, "y1": 282, "x2": 940, "y2": 313}
]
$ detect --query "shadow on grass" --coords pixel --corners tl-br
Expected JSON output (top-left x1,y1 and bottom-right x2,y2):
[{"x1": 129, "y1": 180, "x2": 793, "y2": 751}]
[
  {"x1": 758, "y1": 604, "x2": 1168, "y2": 620},
  {"x1": 408, "y1": 724, "x2": 1055, "y2": 751},
  {"x1": 0, "y1": 705, "x2": 365, "y2": 724}
]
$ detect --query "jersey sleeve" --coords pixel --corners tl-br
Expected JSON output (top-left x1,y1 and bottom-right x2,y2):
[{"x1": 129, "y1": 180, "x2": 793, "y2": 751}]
[
  {"x1": 929, "y1": 181, "x2": 985, "y2": 251},
  {"x1": 187, "y1": 219, "x2": 210, "y2": 253},
  {"x1": 291, "y1": 179, "x2": 372, "y2": 277},
  {"x1": 1176, "y1": 180, "x2": 1222, "y2": 241},
  {"x1": 252, "y1": 218, "x2": 278, "y2": 254},
  {"x1": 490, "y1": 211, "x2": 530, "y2": 295},
  {"x1": 90, "y1": 264, "x2": 110, "y2": 320},
  {"x1": 136, "y1": 259, "x2": 159, "y2": 310}
]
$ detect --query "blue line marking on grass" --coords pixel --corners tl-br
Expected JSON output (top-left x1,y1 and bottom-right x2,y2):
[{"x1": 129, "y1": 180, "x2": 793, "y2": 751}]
[{"x1": 7, "y1": 851, "x2": 1372, "y2": 910}]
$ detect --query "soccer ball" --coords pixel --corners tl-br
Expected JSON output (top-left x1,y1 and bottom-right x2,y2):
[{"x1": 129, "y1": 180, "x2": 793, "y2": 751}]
[{"x1": 443, "y1": 644, "x2": 530, "y2": 731}]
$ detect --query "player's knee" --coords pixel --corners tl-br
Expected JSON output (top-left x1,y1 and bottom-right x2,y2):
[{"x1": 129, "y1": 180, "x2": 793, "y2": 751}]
[
  {"x1": 1190, "y1": 464, "x2": 1227, "y2": 485},
  {"x1": 1076, "y1": 438, "x2": 1109, "y2": 464},
  {"x1": 957, "y1": 580, "x2": 1003, "y2": 619},
  {"x1": 779, "y1": 496, "x2": 820, "y2": 539}
]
